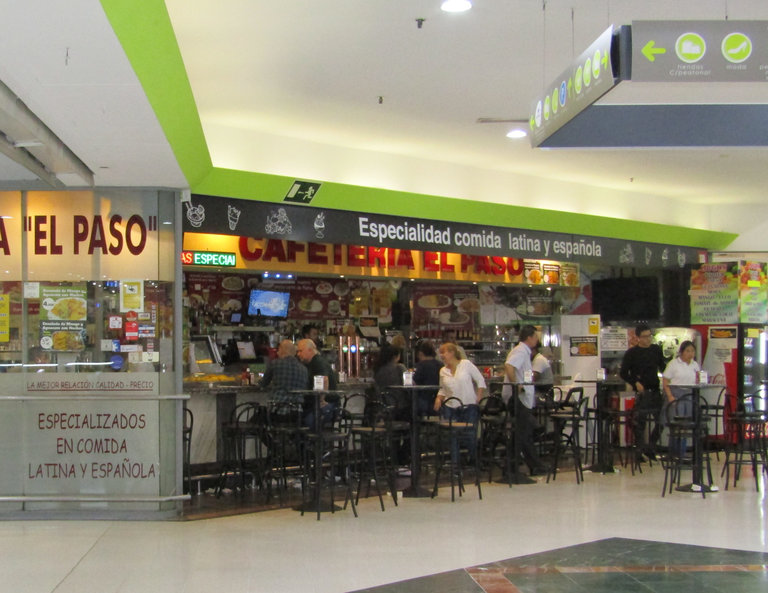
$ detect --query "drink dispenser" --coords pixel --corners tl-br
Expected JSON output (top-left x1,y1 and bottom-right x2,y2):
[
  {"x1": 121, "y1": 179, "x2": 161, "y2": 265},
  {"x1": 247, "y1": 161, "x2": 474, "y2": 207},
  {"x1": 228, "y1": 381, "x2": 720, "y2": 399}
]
[{"x1": 338, "y1": 335, "x2": 362, "y2": 378}]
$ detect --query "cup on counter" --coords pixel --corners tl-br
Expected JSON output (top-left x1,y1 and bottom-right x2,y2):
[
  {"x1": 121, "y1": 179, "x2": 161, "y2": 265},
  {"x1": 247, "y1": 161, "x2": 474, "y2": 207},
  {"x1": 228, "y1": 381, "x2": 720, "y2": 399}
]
[
  {"x1": 697, "y1": 370, "x2": 708, "y2": 384},
  {"x1": 403, "y1": 371, "x2": 414, "y2": 386},
  {"x1": 596, "y1": 368, "x2": 606, "y2": 381}
]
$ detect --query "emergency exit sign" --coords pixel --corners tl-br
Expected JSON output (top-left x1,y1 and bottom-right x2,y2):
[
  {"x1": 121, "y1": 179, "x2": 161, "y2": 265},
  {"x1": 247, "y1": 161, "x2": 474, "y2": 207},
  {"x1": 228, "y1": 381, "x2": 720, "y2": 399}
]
[{"x1": 181, "y1": 250, "x2": 237, "y2": 267}]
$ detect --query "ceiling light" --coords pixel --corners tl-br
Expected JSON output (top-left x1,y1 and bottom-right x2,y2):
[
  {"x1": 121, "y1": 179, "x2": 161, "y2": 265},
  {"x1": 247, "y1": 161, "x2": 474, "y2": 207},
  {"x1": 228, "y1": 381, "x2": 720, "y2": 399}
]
[
  {"x1": 506, "y1": 128, "x2": 528, "y2": 139},
  {"x1": 441, "y1": 0, "x2": 472, "y2": 13}
]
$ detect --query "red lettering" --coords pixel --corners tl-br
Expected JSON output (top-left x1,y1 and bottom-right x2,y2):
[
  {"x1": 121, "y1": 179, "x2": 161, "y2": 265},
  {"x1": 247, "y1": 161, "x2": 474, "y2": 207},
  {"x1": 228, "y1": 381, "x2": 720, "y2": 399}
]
[
  {"x1": 423, "y1": 251, "x2": 439, "y2": 272},
  {"x1": 368, "y1": 247, "x2": 386, "y2": 268},
  {"x1": 286, "y1": 241, "x2": 305, "y2": 262},
  {"x1": 125, "y1": 215, "x2": 147, "y2": 256},
  {"x1": 181, "y1": 251, "x2": 193, "y2": 264},
  {"x1": 88, "y1": 216, "x2": 107, "y2": 254},
  {"x1": 263, "y1": 239, "x2": 286, "y2": 262},
  {"x1": 474, "y1": 256, "x2": 491, "y2": 274},
  {"x1": 49, "y1": 215, "x2": 63, "y2": 254},
  {"x1": 238, "y1": 237, "x2": 264, "y2": 261},
  {"x1": 34, "y1": 216, "x2": 47, "y2": 255},
  {"x1": 387, "y1": 248, "x2": 396, "y2": 267},
  {"x1": 109, "y1": 215, "x2": 124, "y2": 255},
  {"x1": 491, "y1": 256, "x2": 506, "y2": 275},
  {"x1": 347, "y1": 245, "x2": 365, "y2": 266},
  {"x1": 0, "y1": 218, "x2": 8, "y2": 255},
  {"x1": 73, "y1": 215, "x2": 88, "y2": 254},
  {"x1": 396, "y1": 249, "x2": 415, "y2": 270},
  {"x1": 460, "y1": 254, "x2": 474, "y2": 272},
  {"x1": 507, "y1": 257, "x2": 524, "y2": 276},
  {"x1": 440, "y1": 252, "x2": 454, "y2": 272},
  {"x1": 333, "y1": 244, "x2": 342, "y2": 266},
  {"x1": 308, "y1": 242, "x2": 328, "y2": 264}
]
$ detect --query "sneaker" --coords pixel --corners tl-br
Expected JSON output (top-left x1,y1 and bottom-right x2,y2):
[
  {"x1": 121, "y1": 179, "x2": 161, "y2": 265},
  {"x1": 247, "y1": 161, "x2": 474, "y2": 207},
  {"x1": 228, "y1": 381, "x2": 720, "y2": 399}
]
[
  {"x1": 709, "y1": 485, "x2": 720, "y2": 492},
  {"x1": 690, "y1": 483, "x2": 702, "y2": 492},
  {"x1": 397, "y1": 467, "x2": 412, "y2": 476}
]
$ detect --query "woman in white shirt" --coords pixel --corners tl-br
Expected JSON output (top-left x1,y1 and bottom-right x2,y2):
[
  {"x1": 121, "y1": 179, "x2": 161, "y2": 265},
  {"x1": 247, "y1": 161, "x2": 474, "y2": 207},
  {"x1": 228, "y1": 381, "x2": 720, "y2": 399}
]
[
  {"x1": 662, "y1": 340, "x2": 700, "y2": 405},
  {"x1": 434, "y1": 342, "x2": 486, "y2": 414},
  {"x1": 434, "y1": 341, "x2": 486, "y2": 462}
]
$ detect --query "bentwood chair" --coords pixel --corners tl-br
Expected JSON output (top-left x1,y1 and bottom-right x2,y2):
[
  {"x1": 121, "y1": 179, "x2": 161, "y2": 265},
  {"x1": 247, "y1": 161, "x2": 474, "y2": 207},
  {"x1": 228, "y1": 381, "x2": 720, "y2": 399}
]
[
  {"x1": 215, "y1": 402, "x2": 271, "y2": 499},
  {"x1": 722, "y1": 392, "x2": 768, "y2": 492},
  {"x1": 301, "y1": 407, "x2": 358, "y2": 520},
  {"x1": 546, "y1": 389, "x2": 588, "y2": 484},
  {"x1": 350, "y1": 399, "x2": 399, "y2": 511},
  {"x1": 431, "y1": 397, "x2": 482, "y2": 502}
]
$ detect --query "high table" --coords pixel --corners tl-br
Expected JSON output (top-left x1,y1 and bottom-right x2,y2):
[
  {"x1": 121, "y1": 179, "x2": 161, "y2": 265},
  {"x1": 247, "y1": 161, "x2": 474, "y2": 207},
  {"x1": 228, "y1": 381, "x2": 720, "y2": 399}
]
[
  {"x1": 289, "y1": 389, "x2": 347, "y2": 514},
  {"x1": 669, "y1": 384, "x2": 720, "y2": 494},
  {"x1": 387, "y1": 384, "x2": 440, "y2": 498},
  {"x1": 576, "y1": 378, "x2": 629, "y2": 474}
]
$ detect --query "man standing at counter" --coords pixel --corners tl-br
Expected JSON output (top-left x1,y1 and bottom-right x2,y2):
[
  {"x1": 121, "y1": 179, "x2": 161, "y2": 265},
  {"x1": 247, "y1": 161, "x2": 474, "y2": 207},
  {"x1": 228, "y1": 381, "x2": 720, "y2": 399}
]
[
  {"x1": 620, "y1": 323, "x2": 665, "y2": 461},
  {"x1": 297, "y1": 338, "x2": 338, "y2": 427},
  {"x1": 503, "y1": 325, "x2": 547, "y2": 476},
  {"x1": 258, "y1": 340, "x2": 308, "y2": 410}
]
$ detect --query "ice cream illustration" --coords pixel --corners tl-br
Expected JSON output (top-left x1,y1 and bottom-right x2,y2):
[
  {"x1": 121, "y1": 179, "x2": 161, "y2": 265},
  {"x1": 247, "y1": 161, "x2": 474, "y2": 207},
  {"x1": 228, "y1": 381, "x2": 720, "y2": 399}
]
[
  {"x1": 619, "y1": 244, "x2": 634, "y2": 265},
  {"x1": 227, "y1": 204, "x2": 241, "y2": 231},
  {"x1": 677, "y1": 249, "x2": 687, "y2": 268},
  {"x1": 314, "y1": 212, "x2": 325, "y2": 239},
  {"x1": 185, "y1": 201, "x2": 205, "y2": 227}
]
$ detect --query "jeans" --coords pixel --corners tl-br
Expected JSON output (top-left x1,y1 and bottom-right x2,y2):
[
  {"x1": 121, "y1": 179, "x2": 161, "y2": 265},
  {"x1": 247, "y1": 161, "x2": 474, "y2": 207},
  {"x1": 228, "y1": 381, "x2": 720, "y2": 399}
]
[{"x1": 441, "y1": 404, "x2": 479, "y2": 463}]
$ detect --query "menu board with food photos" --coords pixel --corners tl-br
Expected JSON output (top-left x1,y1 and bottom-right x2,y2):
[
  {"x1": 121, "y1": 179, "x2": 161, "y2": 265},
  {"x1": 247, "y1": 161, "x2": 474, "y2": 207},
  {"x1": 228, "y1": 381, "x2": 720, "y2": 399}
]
[
  {"x1": 569, "y1": 336, "x2": 598, "y2": 357},
  {"x1": 185, "y1": 272, "x2": 249, "y2": 317},
  {"x1": 412, "y1": 284, "x2": 476, "y2": 331},
  {"x1": 288, "y1": 278, "x2": 350, "y2": 320}
]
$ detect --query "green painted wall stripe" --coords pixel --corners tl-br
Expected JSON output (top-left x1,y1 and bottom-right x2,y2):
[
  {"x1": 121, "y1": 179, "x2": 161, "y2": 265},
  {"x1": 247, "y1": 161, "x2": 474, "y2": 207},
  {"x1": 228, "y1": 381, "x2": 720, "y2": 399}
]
[
  {"x1": 102, "y1": 2, "x2": 737, "y2": 252},
  {"x1": 195, "y1": 167, "x2": 737, "y2": 249},
  {"x1": 100, "y1": 0, "x2": 211, "y2": 186}
]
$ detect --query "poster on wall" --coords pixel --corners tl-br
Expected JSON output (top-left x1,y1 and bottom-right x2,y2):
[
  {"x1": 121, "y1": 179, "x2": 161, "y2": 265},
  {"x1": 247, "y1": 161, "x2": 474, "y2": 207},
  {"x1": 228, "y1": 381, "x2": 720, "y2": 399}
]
[
  {"x1": 412, "y1": 284, "x2": 476, "y2": 333},
  {"x1": 119, "y1": 280, "x2": 145, "y2": 313},
  {"x1": 738, "y1": 261, "x2": 768, "y2": 324},
  {"x1": 39, "y1": 283, "x2": 87, "y2": 352},
  {"x1": 690, "y1": 263, "x2": 739, "y2": 325}
]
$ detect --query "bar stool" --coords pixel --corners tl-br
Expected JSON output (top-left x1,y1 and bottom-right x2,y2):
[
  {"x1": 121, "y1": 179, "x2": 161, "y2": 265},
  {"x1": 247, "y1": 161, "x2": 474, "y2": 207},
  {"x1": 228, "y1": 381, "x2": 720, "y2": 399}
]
[
  {"x1": 722, "y1": 392, "x2": 768, "y2": 492},
  {"x1": 546, "y1": 388, "x2": 587, "y2": 484},
  {"x1": 301, "y1": 407, "x2": 358, "y2": 520},
  {"x1": 477, "y1": 394, "x2": 507, "y2": 483},
  {"x1": 266, "y1": 400, "x2": 307, "y2": 505},
  {"x1": 431, "y1": 397, "x2": 482, "y2": 502},
  {"x1": 350, "y1": 400, "x2": 399, "y2": 511},
  {"x1": 215, "y1": 402, "x2": 270, "y2": 498}
]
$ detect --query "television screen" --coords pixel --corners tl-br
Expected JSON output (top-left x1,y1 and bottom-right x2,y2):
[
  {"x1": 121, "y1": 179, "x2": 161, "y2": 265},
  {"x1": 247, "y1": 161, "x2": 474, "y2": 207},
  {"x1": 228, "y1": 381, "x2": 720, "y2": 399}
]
[
  {"x1": 230, "y1": 312, "x2": 242, "y2": 324},
  {"x1": 247, "y1": 289, "x2": 290, "y2": 317},
  {"x1": 591, "y1": 277, "x2": 660, "y2": 321}
]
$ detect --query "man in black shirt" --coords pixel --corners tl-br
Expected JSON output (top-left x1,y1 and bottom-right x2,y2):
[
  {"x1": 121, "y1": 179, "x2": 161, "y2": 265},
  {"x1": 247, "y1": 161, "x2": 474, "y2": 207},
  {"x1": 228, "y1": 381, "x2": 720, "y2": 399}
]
[
  {"x1": 297, "y1": 338, "x2": 338, "y2": 427},
  {"x1": 620, "y1": 323, "x2": 666, "y2": 459}
]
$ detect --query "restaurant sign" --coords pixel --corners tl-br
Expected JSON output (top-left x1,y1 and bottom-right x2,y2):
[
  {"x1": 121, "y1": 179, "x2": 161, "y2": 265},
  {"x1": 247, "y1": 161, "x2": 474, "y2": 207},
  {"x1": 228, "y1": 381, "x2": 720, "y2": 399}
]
[{"x1": 185, "y1": 194, "x2": 702, "y2": 269}]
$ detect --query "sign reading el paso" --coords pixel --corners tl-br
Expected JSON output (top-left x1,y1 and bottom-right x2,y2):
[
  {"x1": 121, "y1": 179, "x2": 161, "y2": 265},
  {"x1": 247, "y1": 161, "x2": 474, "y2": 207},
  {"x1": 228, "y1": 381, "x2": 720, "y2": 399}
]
[
  {"x1": 0, "y1": 192, "x2": 161, "y2": 280},
  {"x1": 632, "y1": 21, "x2": 768, "y2": 82}
]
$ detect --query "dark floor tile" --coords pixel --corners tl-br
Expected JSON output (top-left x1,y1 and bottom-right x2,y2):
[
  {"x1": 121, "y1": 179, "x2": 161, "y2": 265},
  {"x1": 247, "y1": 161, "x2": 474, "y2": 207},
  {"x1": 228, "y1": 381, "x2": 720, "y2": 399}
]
[{"x1": 350, "y1": 569, "x2": 483, "y2": 593}]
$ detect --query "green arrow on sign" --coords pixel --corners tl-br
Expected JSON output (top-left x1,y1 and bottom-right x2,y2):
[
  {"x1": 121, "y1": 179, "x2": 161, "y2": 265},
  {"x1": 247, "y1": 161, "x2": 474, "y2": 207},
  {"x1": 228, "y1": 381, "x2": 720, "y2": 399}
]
[{"x1": 642, "y1": 40, "x2": 666, "y2": 62}]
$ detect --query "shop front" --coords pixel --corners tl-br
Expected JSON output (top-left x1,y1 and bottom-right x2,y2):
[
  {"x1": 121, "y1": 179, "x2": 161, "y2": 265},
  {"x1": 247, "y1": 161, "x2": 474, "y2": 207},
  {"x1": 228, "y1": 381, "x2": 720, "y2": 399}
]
[
  {"x1": 181, "y1": 194, "x2": 705, "y2": 472},
  {"x1": 0, "y1": 190, "x2": 184, "y2": 519}
]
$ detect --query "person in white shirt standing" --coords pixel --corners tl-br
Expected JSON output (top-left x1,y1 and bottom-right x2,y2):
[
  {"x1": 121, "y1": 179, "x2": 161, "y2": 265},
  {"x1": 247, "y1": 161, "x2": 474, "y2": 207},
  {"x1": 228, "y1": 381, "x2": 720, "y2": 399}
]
[{"x1": 503, "y1": 325, "x2": 547, "y2": 476}]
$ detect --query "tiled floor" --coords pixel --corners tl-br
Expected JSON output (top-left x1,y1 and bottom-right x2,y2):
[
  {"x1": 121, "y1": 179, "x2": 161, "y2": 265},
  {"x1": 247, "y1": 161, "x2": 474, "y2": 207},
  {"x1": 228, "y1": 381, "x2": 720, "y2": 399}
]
[
  {"x1": 352, "y1": 538, "x2": 768, "y2": 592},
  {"x1": 1, "y1": 459, "x2": 766, "y2": 593}
]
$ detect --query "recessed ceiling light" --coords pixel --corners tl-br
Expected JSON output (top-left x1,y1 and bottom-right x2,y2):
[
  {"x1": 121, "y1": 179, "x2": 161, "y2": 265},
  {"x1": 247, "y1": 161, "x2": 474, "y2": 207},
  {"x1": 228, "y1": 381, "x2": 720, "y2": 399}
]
[
  {"x1": 441, "y1": 0, "x2": 472, "y2": 13},
  {"x1": 506, "y1": 129, "x2": 528, "y2": 139}
]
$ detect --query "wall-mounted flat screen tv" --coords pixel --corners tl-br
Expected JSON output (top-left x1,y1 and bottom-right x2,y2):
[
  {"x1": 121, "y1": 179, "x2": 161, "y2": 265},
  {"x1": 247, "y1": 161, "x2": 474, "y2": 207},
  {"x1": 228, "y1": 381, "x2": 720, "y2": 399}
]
[
  {"x1": 247, "y1": 289, "x2": 290, "y2": 318},
  {"x1": 591, "y1": 277, "x2": 660, "y2": 321}
]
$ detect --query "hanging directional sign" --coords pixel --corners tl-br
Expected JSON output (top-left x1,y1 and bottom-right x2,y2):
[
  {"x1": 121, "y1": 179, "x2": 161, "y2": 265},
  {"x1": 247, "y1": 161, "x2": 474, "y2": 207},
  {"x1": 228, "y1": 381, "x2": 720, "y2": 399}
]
[
  {"x1": 632, "y1": 21, "x2": 768, "y2": 82},
  {"x1": 530, "y1": 26, "x2": 624, "y2": 148}
]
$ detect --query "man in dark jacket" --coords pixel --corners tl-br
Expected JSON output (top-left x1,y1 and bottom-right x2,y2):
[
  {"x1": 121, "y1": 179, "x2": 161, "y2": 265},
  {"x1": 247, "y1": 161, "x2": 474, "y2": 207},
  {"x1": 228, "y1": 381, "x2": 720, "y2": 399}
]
[{"x1": 620, "y1": 323, "x2": 665, "y2": 459}]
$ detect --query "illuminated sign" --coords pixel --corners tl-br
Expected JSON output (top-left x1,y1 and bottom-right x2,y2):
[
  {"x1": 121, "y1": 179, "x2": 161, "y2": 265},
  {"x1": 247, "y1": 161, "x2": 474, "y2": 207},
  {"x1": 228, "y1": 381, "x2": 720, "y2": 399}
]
[{"x1": 180, "y1": 251, "x2": 237, "y2": 267}]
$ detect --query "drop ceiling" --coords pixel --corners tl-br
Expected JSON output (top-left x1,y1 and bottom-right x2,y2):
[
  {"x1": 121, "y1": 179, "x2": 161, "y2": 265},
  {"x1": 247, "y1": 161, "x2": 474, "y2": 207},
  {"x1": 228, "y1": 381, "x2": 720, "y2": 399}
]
[{"x1": 2, "y1": 0, "x2": 768, "y2": 219}]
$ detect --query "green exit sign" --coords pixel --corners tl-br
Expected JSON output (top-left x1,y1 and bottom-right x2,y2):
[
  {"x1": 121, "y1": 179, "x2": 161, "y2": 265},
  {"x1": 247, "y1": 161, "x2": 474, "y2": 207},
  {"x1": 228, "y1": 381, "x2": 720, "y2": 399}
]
[{"x1": 181, "y1": 250, "x2": 237, "y2": 267}]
